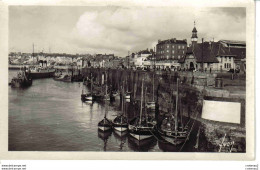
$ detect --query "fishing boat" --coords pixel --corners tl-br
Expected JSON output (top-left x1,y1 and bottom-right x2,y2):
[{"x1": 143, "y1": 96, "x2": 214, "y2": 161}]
[
  {"x1": 98, "y1": 101, "x2": 112, "y2": 131},
  {"x1": 103, "y1": 79, "x2": 110, "y2": 101},
  {"x1": 158, "y1": 78, "x2": 189, "y2": 145},
  {"x1": 129, "y1": 78, "x2": 155, "y2": 141},
  {"x1": 124, "y1": 76, "x2": 131, "y2": 100},
  {"x1": 112, "y1": 86, "x2": 128, "y2": 132},
  {"x1": 53, "y1": 74, "x2": 72, "y2": 82},
  {"x1": 10, "y1": 67, "x2": 32, "y2": 88},
  {"x1": 146, "y1": 73, "x2": 156, "y2": 110},
  {"x1": 81, "y1": 73, "x2": 93, "y2": 102}
]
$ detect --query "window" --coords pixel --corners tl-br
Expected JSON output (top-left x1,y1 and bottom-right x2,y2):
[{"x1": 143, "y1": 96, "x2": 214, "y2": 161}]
[
  {"x1": 178, "y1": 45, "x2": 180, "y2": 49},
  {"x1": 182, "y1": 45, "x2": 185, "y2": 49},
  {"x1": 183, "y1": 51, "x2": 185, "y2": 54},
  {"x1": 167, "y1": 55, "x2": 169, "y2": 59},
  {"x1": 167, "y1": 45, "x2": 169, "y2": 48},
  {"x1": 172, "y1": 45, "x2": 175, "y2": 48},
  {"x1": 229, "y1": 57, "x2": 231, "y2": 61},
  {"x1": 167, "y1": 50, "x2": 169, "y2": 53},
  {"x1": 172, "y1": 50, "x2": 175, "y2": 54},
  {"x1": 178, "y1": 55, "x2": 180, "y2": 59}
]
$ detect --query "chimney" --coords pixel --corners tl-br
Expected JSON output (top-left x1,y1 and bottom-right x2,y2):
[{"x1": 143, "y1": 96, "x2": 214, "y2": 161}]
[{"x1": 158, "y1": 39, "x2": 161, "y2": 43}]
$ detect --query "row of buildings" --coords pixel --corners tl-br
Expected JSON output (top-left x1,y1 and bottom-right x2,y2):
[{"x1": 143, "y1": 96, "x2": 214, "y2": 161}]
[
  {"x1": 9, "y1": 22, "x2": 246, "y2": 72},
  {"x1": 124, "y1": 22, "x2": 246, "y2": 72},
  {"x1": 9, "y1": 52, "x2": 124, "y2": 69}
]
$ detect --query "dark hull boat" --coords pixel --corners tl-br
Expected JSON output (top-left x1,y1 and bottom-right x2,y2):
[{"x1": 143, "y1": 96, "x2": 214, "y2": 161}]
[
  {"x1": 81, "y1": 73, "x2": 94, "y2": 102},
  {"x1": 53, "y1": 74, "x2": 72, "y2": 82},
  {"x1": 10, "y1": 77, "x2": 32, "y2": 88},
  {"x1": 158, "y1": 78, "x2": 189, "y2": 146},
  {"x1": 10, "y1": 70, "x2": 32, "y2": 88},
  {"x1": 29, "y1": 69, "x2": 55, "y2": 79},
  {"x1": 113, "y1": 128, "x2": 128, "y2": 138},
  {"x1": 158, "y1": 120, "x2": 189, "y2": 145},
  {"x1": 128, "y1": 78, "x2": 155, "y2": 141},
  {"x1": 113, "y1": 115, "x2": 128, "y2": 132},
  {"x1": 112, "y1": 85, "x2": 128, "y2": 132},
  {"x1": 98, "y1": 117, "x2": 112, "y2": 132},
  {"x1": 81, "y1": 93, "x2": 93, "y2": 102},
  {"x1": 128, "y1": 134, "x2": 157, "y2": 152},
  {"x1": 129, "y1": 118, "x2": 155, "y2": 141}
]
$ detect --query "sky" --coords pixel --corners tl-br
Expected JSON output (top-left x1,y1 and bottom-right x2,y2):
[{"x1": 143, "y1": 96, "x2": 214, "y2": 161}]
[{"x1": 9, "y1": 6, "x2": 246, "y2": 57}]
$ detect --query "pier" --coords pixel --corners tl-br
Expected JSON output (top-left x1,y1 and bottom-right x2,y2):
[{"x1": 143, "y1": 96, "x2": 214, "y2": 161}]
[{"x1": 81, "y1": 67, "x2": 246, "y2": 152}]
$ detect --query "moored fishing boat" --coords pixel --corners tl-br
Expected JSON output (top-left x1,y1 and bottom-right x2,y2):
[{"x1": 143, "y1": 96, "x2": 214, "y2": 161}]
[
  {"x1": 146, "y1": 73, "x2": 156, "y2": 110},
  {"x1": 10, "y1": 67, "x2": 32, "y2": 88},
  {"x1": 129, "y1": 78, "x2": 155, "y2": 141},
  {"x1": 158, "y1": 78, "x2": 189, "y2": 145},
  {"x1": 53, "y1": 74, "x2": 72, "y2": 82},
  {"x1": 98, "y1": 99, "x2": 112, "y2": 131},
  {"x1": 81, "y1": 73, "x2": 94, "y2": 102},
  {"x1": 112, "y1": 86, "x2": 128, "y2": 132}
]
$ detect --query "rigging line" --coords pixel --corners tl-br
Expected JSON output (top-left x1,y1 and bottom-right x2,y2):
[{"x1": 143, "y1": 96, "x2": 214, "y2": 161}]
[
  {"x1": 148, "y1": 128, "x2": 170, "y2": 144},
  {"x1": 178, "y1": 105, "x2": 200, "y2": 152}
]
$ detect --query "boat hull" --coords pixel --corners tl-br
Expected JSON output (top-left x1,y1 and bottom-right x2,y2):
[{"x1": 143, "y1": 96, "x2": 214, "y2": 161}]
[
  {"x1": 98, "y1": 126, "x2": 112, "y2": 132},
  {"x1": 129, "y1": 133, "x2": 153, "y2": 141},
  {"x1": 129, "y1": 127, "x2": 154, "y2": 141},
  {"x1": 158, "y1": 129, "x2": 188, "y2": 145},
  {"x1": 113, "y1": 125, "x2": 128, "y2": 132},
  {"x1": 29, "y1": 70, "x2": 55, "y2": 79}
]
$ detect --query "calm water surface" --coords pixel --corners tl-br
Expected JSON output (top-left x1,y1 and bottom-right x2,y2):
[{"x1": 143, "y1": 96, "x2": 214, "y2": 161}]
[{"x1": 9, "y1": 70, "x2": 200, "y2": 152}]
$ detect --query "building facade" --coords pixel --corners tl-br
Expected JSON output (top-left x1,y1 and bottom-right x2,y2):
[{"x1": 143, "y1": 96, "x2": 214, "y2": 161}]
[{"x1": 179, "y1": 24, "x2": 246, "y2": 72}]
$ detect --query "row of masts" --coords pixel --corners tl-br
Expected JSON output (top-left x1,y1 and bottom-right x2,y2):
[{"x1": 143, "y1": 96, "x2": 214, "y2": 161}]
[{"x1": 85, "y1": 70, "x2": 189, "y2": 145}]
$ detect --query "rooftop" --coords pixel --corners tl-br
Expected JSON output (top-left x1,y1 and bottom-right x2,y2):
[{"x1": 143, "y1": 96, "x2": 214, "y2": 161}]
[{"x1": 157, "y1": 38, "x2": 187, "y2": 45}]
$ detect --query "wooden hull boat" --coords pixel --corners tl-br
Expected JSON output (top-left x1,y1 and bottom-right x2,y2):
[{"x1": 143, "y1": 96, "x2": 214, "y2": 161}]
[
  {"x1": 112, "y1": 115, "x2": 128, "y2": 132},
  {"x1": 98, "y1": 117, "x2": 113, "y2": 132}
]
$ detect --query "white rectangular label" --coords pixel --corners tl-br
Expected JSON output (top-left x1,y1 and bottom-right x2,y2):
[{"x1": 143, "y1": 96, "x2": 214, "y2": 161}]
[{"x1": 201, "y1": 100, "x2": 241, "y2": 124}]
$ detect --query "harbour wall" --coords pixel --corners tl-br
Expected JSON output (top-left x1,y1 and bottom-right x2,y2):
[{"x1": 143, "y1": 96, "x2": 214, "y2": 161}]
[{"x1": 82, "y1": 67, "x2": 246, "y2": 152}]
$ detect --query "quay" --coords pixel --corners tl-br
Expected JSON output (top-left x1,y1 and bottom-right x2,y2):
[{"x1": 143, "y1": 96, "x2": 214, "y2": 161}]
[{"x1": 81, "y1": 67, "x2": 246, "y2": 152}]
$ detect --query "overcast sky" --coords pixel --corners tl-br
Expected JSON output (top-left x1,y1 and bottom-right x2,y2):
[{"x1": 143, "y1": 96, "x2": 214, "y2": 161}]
[{"x1": 9, "y1": 6, "x2": 246, "y2": 57}]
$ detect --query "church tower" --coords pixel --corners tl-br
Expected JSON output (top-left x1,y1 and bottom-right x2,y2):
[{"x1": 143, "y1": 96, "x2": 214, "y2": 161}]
[{"x1": 191, "y1": 21, "x2": 198, "y2": 47}]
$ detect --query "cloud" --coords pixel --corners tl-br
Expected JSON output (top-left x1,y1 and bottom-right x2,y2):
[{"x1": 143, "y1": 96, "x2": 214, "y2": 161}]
[
  {"x1": 9, "y1": 6, "x2": 246, "y2": 56},
  {"x1": 68, "y1": 7, "x2": 245, "y2": 57}
]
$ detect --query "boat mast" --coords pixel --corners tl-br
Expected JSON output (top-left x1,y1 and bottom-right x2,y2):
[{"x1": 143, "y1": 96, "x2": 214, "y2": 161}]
[
  {"x1": 145, "y1": 87, "x2": 148, "y2": 124},
  {"x1": 175, "y1": 78, "x2": 179, "y2": 134},
  {"x1": 152, "y1": 47, "x2": 155, "y2": 102},
  {"x1": 105, "y1": 72, "x2": 108, "y2": 96},
  {"x1": 121, "y1": 83, "x2": 124, "y2": 115},
  {"x1": 90, "y1": 73, "x2": 93, "y2": 95},
  {"x1": 139, "y1": 76, "x2": 144, "y2": 125}
]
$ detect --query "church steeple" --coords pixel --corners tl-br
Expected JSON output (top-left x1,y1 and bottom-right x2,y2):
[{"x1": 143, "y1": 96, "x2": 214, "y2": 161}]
[{"x1": 191, "y1": 21, "x2": 198, "y2": 46}]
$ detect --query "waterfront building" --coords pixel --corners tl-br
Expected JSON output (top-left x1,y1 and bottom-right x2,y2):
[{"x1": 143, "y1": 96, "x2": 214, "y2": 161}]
[
  {"x1": 179, "y1": 23, "x2": 246, "y2": 72},
  {"x1": 155, "y1": 37, "x2": 187, "y2": 70},
  {"x1": 132, "y1": 49, "x2": 153, "y2": 69}
]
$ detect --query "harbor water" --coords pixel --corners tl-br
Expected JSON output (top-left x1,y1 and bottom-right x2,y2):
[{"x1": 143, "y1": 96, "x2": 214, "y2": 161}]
[{"x1": 8, "y1": 70, "x2": 201, "y2": 152}]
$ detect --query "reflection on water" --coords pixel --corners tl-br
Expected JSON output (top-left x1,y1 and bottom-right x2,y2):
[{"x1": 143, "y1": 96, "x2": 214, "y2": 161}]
[{"x1": 9, "y1": 70, "x2": 200, "y2": 152}]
